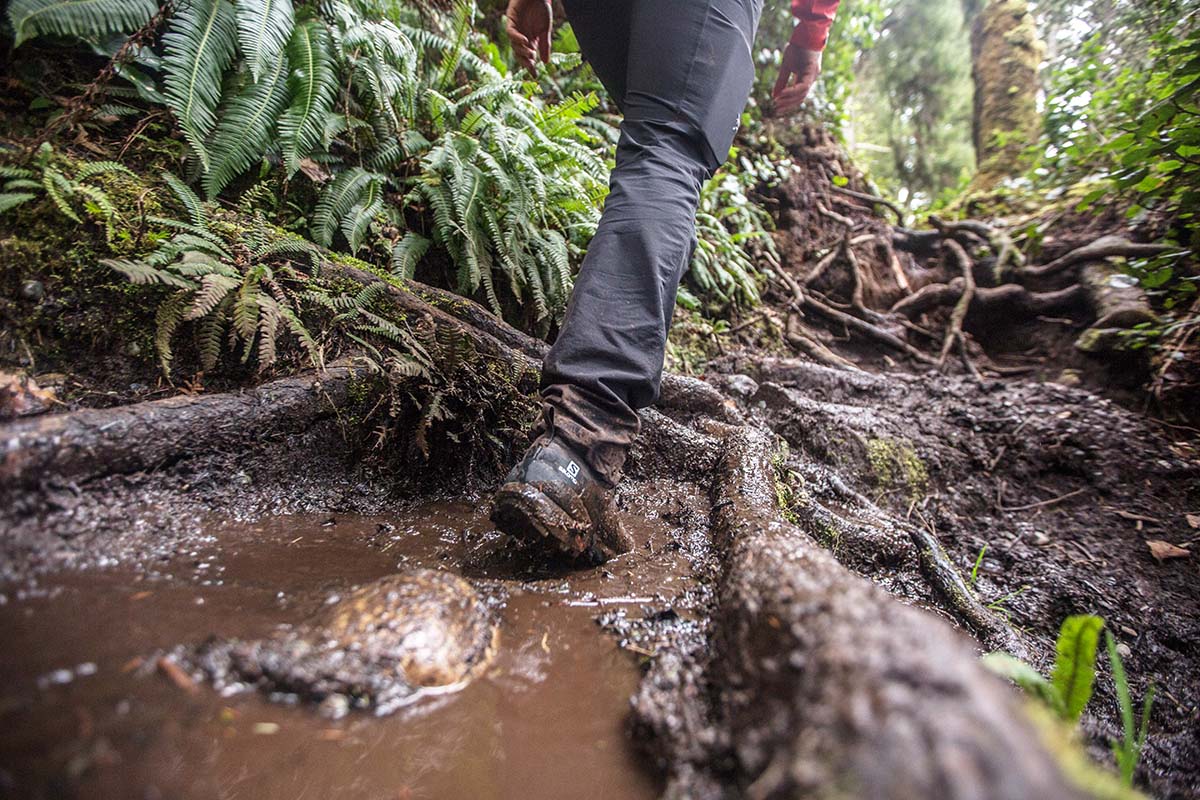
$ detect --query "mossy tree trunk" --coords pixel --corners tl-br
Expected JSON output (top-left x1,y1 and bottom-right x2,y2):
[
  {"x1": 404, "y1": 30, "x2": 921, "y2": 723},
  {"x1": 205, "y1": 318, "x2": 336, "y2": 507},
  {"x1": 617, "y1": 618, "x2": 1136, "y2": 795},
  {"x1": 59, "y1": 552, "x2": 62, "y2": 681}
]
[{"x1": 969, "y1": 0, "x2": 1045, "y2": 189}]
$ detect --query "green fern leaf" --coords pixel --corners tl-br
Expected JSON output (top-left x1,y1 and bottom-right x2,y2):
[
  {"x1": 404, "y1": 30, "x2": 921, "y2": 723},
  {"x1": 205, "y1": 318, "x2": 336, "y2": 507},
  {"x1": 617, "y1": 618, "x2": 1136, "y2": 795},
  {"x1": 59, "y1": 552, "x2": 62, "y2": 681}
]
[
  {"x1": 234, "y1": 274, "x2": 263, "y2": 341},
  {"x1": 75, "y1": 161, "x2": 138, "y2": 181},
  {"x1": 184, "y1": 272, "x2": 239, "y2": 320},
  {"x1": 0, "y1": 193, "x2": 36, "y2": 214},
  {"x1": 279, "y1": 305, "x2": 321, "y2": 368},
  {"x1": 161, "y1": 171, "x2": 208, "y2": 227},
  {"x1": 235, "y1": 0, "x2": 293, "y2": 82},
  {"x1": 202, "y1": 53, "x2": 290, "y2": 199},
  {"x1": 390, "y1": 232, "x2": 430, "y2": 279},
  {"x1": 311, "y1": 166, "x2": 373, "y2": 246},
  {"x1": 256, "y1": 293, "x2": 281, "y2": 367},
  {"x1": 279, "y1": 19, "x2": 337, "y2": 175},
  {"x1": 162, "y1": 0, "x2": 238, "y2": 170},
  {"x1": 154, "y1": 292, "x2": 191, "y2": 374},
  {"x1": 342, "y1": 176, "x2": 383, "y2": 252},
  {"x1": 196, "y1": 295, "x2": 230, "y2": 371},
  {"x1": 42, "y1": 168, "x2": 80, "y2": 222},
  {"x1": 103, "y1": 257, "x2": 199, "y2": 290},
  {"x1": 8, "y1": 0, "x2": 158, "y2": 47}
]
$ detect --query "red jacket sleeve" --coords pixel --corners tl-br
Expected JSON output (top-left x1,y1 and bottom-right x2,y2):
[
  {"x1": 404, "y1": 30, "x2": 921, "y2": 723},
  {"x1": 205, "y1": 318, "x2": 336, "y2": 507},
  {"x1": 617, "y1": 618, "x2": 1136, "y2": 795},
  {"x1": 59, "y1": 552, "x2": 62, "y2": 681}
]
[{"x1": 790, "y1": 0, "x2": 840, "y2": 50}]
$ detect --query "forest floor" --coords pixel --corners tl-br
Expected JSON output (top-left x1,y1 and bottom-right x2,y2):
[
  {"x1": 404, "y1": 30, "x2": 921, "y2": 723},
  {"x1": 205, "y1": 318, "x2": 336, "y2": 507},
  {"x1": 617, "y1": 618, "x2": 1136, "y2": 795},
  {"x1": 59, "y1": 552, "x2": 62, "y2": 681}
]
[{"x1": 1, "y1": 124, "x2": 1198, "y2": 799}]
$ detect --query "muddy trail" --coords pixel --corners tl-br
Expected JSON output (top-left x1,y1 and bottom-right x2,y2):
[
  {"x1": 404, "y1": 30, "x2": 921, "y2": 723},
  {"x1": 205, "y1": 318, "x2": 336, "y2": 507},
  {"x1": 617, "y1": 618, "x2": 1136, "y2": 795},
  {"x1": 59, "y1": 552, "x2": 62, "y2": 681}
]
[{"x1": 2, "y1": 236, "x2": 1198, "y2": 800}]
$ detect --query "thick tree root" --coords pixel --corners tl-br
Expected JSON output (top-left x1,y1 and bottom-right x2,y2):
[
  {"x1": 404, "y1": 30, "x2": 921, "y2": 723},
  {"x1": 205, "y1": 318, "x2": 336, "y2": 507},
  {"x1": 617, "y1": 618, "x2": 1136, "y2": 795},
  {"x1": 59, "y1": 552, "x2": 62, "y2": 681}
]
[{"x1": 689, "y1": 427, "x2": 1083, "y2": 799}]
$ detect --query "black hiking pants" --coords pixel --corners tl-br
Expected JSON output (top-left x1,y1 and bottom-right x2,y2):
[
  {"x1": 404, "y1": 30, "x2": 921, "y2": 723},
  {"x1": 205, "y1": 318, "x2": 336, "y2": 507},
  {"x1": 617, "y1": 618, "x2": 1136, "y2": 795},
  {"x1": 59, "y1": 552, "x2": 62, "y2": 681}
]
[{"x1": 540, "y1": 0, "x2": 764, "y2": 483}]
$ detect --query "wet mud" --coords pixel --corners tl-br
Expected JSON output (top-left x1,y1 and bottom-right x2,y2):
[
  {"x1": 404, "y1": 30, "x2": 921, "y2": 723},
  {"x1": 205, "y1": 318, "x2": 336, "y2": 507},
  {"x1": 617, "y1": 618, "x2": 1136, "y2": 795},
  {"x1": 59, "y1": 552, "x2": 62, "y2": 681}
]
[{"x1": 0, "y1": 493, "x2": 713, "y2": 800}]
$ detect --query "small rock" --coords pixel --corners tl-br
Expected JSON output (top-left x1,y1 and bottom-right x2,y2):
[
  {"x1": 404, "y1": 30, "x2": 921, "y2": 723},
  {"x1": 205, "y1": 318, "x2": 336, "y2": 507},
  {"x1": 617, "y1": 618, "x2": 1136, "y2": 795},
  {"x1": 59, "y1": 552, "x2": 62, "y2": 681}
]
[
  {"x1": 252, "y1": 722, "x2": 280, "y2": 735},
  {"x1": 1116, "y1": 642, "x2": 1132, "y2": 660},
  {"x1": 724, "y1": 374, "x2": 759, "y2": 398},
  {"x1": 20, "y1": 280, "x2": 44, "y2": 301},
  {"x1": 318, "y1": 693, "x2": 350, "y2": 720},
  {"x1": 125, "y1": 342, "x2": 142, "y2": 358}
]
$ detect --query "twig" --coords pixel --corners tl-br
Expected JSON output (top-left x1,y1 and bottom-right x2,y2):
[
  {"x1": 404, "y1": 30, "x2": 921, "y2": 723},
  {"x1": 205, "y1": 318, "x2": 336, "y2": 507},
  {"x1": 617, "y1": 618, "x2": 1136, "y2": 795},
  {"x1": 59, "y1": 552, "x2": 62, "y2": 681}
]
[{"x1": 999, "y1": 487, "x2": 1086, "y2": 513}]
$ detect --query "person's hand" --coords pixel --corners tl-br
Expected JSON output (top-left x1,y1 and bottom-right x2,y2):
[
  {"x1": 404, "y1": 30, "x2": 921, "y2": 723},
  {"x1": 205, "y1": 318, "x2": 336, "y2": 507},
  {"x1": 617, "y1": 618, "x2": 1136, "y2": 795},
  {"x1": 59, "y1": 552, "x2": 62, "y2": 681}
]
[
  {"x1": 506, "y1": 0, "x2": 552, "y2": 74},
  {"x1": 771, "y1": 43, "x2": 823, "y2": 117}
]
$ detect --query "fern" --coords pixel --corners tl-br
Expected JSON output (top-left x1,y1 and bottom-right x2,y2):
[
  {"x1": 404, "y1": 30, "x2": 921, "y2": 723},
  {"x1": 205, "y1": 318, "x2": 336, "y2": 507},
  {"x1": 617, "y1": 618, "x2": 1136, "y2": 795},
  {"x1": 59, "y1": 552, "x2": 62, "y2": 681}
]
[
  {"x1": 161, "y1": 171, "x2": 208, "y2": 227},
  {"x1": 279, "y1": 19, "x2": 337, "y2": 175},
  {"x1": 0, "y1": 193, "x2": 36, "y2": 214},
  {"x1": 155, "y1": 292, "x2": 191, "y2": 373},
  {"x1": 312, "y1": 166, "x2": 376, "y2": 246},
  {"x1": 7, "y1": 0, "x2": 158, "y2": 47},
  {"x1": 202, "y1": 52, "x2": 291, "y2": 199},
  {"x1": 342, "y1": 175, "x2": 383, "y2": 252},
  {"x1": 390, "y1": 232, "x2": 431, "y2": 279},
  {"x1": 162, "y1": 0, "x2": 239, "y2": 170},
  {"x1": 235, "y1": 0, "x2": 294, "y2": 82},
  {"x1": 103, "y1": 258, "x2": 199, "y2": 290}
]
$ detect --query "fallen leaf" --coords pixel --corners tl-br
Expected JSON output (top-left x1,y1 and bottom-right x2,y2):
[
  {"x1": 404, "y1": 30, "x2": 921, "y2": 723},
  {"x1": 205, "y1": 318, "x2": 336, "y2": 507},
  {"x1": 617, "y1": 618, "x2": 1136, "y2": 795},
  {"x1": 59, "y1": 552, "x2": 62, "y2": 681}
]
[
  {"x1": 1187, "y1": 514, "x2": 1199, "y2": 529},
  {"x1": 1146, "y1": 539, "x2": 1190, "y2": 562},
  {"x1": 156, "y1": 657, "x2": 198, "y2": 693}
]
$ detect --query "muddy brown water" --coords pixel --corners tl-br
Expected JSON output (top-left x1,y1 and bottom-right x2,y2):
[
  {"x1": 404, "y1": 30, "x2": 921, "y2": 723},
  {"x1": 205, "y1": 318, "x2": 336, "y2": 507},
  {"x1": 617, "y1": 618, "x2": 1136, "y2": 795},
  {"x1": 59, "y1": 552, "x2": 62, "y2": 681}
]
[{"x1": 0, "y1": 497, "x2": 707, "y2": 800}]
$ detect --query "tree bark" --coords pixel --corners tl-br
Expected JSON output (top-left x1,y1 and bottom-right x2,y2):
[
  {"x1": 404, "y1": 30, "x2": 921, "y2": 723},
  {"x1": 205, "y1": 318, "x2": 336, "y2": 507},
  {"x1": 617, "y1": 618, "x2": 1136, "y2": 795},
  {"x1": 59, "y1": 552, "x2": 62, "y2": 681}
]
[{"x1": 969, "y1": 0, "x2": 1044, "y2": 189}]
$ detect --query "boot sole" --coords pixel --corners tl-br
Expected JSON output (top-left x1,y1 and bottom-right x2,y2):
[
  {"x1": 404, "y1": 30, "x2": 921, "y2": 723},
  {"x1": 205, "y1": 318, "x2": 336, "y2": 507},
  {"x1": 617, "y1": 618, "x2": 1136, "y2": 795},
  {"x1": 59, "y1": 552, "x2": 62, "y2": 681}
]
[{"x1": 490, "y1": 483, "x2": 590, "y2": 557}]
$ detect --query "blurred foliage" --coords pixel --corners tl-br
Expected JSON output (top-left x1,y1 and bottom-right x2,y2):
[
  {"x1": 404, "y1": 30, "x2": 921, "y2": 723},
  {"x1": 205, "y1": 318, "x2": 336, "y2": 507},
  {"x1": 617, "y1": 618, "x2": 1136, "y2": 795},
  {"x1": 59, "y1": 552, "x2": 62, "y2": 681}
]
[{"x1": 847, "y1": 0, "x2": 974, "y2": 208}]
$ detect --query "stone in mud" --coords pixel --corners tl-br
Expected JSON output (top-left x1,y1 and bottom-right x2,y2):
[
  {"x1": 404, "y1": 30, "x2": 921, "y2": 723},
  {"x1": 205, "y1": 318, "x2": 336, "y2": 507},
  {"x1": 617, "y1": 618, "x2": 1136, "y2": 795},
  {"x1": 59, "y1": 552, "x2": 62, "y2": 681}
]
[{"x1": 189, "y1": 569, "x2": 498, "y2": 715}]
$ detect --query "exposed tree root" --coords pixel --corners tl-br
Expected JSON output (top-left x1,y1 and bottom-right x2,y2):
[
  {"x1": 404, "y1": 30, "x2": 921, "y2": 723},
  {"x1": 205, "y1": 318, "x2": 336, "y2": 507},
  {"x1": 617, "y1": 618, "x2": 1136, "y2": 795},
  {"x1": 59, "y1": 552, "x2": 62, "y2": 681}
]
[{"x1": 1019, "y1": 235, "x2": 1178, "y2": 280}]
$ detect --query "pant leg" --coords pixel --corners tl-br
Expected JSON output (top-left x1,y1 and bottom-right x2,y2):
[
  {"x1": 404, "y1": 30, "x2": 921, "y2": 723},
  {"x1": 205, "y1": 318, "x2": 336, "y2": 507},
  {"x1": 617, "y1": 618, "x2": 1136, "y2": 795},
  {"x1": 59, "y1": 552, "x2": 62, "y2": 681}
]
[
  {"x1": 543, "y1": 0, "x2": 764, "y2": 485},
  {"x1": 560, "y1": 0, "x2": 631, "y2": 109}
]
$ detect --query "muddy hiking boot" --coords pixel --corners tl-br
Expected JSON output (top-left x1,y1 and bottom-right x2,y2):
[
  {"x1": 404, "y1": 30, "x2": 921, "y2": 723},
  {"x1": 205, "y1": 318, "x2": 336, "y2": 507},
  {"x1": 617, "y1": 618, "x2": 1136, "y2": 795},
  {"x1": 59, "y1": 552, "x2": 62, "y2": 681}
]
[{"x1": 490, "y1": 434, "x2": 633, "y2": 561}]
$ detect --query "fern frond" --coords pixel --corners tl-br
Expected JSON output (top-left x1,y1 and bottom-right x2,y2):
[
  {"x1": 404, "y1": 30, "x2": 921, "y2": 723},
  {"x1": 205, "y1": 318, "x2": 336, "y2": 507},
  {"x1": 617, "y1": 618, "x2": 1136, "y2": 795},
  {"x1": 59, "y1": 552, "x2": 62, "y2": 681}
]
[
  {"x1": 342, "y1": 175, "x2": 383, "y2": 252},
  {"x1": 43, "y1": 168, "x2": 80, "y2": 222},
  {"x1": 8, "y1": 0, "x2": 158, "y2": 47},
  {"x1": 279, "y1": 305, "x2": 321, "y2": 367},
  {"x1": 154, "y1": 292, "x2": 191, "y2": 374},
  {"x1": 0, "y1": 167, "x2": 35, "y2": 180},
  {"x1": 103, "y1": 257, "x2": 199, "y2": 290},
  {"x1": 235, "y1": 0, "x2": 293, "y2": 82},
  {"x1": 311, "y1": 166, "x2": 374, "y2": 245},
  {"x1": 162, "y1": 0, "x2": 239, "y2": 170},
  {"x1": 196, "y1": 295, "x2": 230, "y2": 371},
  {"x1": 234, "y1": 272, "x2": 263, "y2": 340},
  {"x1": 390, "y1": 232, "x2": 430, "y2": 279},
  {"x1": 279, "y1": 19, "x2": 337, "y2": 175},
  {"x1": 75, "y1": 161, "x2": 138, "y2": 181},
  {"x1": 202, "y1": 52, "x2": 290, "y2": 199},
  {"x1": 184, "y1": 272, "x2": 239, "y2": 320},
  {"x1": 161, "y1": 171, "x2": 208, "y2": 227},
  {"x1": 0, "y1": 193, "x2": 36, "y2": 214},
  {"x1": 256, "y1": 293, "x2": 281, "y2": 367}
]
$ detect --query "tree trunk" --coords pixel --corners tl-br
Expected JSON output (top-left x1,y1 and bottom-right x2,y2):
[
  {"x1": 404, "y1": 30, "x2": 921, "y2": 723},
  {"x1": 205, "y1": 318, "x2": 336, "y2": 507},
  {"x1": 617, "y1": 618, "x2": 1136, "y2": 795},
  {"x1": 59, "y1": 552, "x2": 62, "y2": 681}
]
[{"x1": 969, "y1": 0, "x2": 1044, "y2": 189}]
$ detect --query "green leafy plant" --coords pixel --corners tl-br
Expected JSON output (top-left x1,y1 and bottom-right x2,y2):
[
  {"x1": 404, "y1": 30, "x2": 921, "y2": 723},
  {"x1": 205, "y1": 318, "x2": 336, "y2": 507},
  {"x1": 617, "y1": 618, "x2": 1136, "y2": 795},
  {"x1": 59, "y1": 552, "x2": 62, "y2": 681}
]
[
  {"x1": 983, "y1": 614, "x2": 1105, "y2": 723},
  {"x1": 1105, "y1": 631, "x2": 1155, "y2": 787},
  {"x1": 0, "y1": 143, "x2": 134, "y2": 242}
]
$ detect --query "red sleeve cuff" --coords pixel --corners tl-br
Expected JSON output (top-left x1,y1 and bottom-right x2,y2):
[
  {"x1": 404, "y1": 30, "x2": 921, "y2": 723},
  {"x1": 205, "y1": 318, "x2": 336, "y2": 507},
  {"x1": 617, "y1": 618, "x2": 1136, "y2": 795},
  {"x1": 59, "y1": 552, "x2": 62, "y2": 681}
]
[{"x1": 790, "y1": 21, "x2": 831, "y2": 50}]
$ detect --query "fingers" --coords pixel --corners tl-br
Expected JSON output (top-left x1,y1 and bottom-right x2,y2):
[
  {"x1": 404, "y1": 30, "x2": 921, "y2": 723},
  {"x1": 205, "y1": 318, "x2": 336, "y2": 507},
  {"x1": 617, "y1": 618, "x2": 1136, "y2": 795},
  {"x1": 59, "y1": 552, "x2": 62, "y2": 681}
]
[
  {"x1": 772, "y1": 82, "x2": 813, "y2": 117},
  {"x1": 506, "y1": 20, "x2": 537, "y2": 70},
  {"x1": 773, "y1": 67, "x2": 793, "y2": 99}
]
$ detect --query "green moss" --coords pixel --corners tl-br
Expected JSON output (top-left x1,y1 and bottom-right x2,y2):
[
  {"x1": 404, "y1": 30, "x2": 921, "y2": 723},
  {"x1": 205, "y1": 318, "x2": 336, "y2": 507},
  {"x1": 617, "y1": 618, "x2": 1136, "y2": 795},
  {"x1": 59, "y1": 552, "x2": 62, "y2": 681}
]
[{"x1": 866, "y1": 436, "x2": 929, "y2": 501}]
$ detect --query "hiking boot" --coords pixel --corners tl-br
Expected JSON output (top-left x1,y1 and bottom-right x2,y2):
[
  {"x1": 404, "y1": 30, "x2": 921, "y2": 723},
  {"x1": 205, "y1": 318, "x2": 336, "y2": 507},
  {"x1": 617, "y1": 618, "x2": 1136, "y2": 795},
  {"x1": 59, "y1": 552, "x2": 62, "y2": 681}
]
[{"x1": 490, "y1": 434, "x2": 633, "y2": 560}]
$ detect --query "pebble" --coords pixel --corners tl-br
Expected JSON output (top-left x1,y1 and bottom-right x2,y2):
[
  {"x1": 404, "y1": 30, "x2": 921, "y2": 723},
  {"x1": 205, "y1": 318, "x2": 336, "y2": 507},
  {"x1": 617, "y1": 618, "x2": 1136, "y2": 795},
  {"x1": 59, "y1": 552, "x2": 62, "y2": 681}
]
[
  {"x1": 1116, "y1": 642, "x2": 1132, "y2": 660},
  {"x1": 20, "y1": 280, "x2": 44, "y2": 301},
  {"x1": 318, "y1": 693, "x2": 350, "y2": 720}
]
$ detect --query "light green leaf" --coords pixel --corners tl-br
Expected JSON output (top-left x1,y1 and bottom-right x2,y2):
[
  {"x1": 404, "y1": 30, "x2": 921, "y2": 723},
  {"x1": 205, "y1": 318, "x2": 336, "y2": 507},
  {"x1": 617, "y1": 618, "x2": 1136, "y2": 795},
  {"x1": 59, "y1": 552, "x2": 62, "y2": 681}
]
[
  {"x1": 8, "y1": 0, "x2": 158, "y2": 47},
  {"x1": 235, "y1": 0, "x2": 293, "y2": 82},
  {"x1": 162, "y1": 0, "x2": 238, "y2": 170},
  {"x1": 279, "y1": 20, "x2": 337, "y2": 175},
  {"x1": 1051, "y1": 614, "x2": 1104, "y2": 723}
]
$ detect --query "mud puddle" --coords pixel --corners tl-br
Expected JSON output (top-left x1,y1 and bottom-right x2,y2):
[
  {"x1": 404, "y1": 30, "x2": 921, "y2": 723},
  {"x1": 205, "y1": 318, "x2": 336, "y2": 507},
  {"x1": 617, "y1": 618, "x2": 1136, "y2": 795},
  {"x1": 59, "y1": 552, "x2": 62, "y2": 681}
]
[{"x1": 0, "y1": 491, "x2": 711, "y2": 800}]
